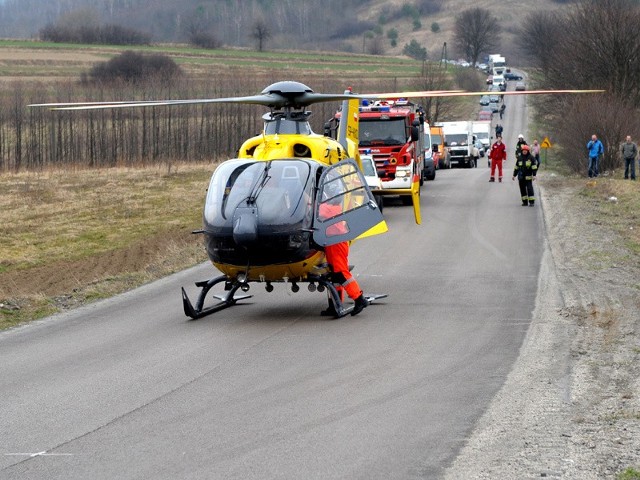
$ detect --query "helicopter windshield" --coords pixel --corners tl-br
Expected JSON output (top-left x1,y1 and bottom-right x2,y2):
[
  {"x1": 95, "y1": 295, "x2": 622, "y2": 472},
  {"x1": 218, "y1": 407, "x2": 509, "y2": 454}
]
[
  {"x1": 263, "y1": 116, "x2": 313, "y2": 135},
  {"x1": 204, "y1": 159, "x2": 315, "y2": 228}
]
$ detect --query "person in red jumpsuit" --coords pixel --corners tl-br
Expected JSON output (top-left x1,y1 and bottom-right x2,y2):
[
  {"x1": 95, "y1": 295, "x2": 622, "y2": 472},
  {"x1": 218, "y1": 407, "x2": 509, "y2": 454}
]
[
  {"x1": 488, "y1": 135, "x2": 507, "y2": 182},
  {"x1": 318, "y1": 190, "x2": 368, "y2": 317}
]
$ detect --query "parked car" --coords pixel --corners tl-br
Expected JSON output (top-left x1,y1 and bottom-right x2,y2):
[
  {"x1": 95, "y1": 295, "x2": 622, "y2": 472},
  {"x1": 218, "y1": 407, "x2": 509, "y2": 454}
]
[
  {"x1": 478, "y1": 110, "x2": 492, "y2": 121},
  {"x1": 515, "y1": 81, "x2": 526, "y2": 91},
  {"x1": 422, "y1": 124, "x2": 436, "y2": 181},
  {"x1": 504, "y1": 72, "x2": 523, "y2": 81},
  {"x1": 360, "y1": 154, "x2": 384, "y2": 212},
  {"x1": 479, "y1": 95, "x2": 490, "y2": 106}
]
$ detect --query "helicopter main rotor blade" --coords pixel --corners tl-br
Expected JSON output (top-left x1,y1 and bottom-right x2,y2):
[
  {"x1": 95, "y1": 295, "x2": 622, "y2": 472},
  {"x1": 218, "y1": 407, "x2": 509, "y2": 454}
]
[
  {"x1": 30, "y1": 93, "x2": 364, "y2": 111},
  {"x1": 366, "y1": 89, "x2": 605, "y2": 99},
  {"x1": 29, "y1": 82, "x2": 605, "y2": 112},
  {"x1": 29, "y1": 95, "x2": 293, "y2": 111}
]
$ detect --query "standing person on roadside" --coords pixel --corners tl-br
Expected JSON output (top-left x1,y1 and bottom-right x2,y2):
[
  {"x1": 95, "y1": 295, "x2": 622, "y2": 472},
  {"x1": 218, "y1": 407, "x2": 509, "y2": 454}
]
[
  {"x1": 620, "y1": 135, "x2": 637, "y2": 180},
  {"x1": 495, "y1": 124, "x2": 503, "y2": 137},
  {"x1": 488, "y1": 135, "x2": 507, "y2": 182},
  {"x1": 512, "y1": 144, "x2": 538, "y2": 206},
  {"x1": 586, "y1": 134, "x2": 604, "y2": 178},
  {"x1": 532, "y1": 139, "x2": 541, "y2": 167},
  {"x1": 515, "y1": 134, "x2": 528, "y2": 160},
  {"x1": 471, "y1": 140, "x2": 480, "y2": 168}
]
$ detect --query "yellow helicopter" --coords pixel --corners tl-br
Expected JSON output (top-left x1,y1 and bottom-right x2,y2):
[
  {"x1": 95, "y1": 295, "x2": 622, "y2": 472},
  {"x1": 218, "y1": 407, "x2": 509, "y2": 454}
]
[{"x1": 31, "y1": 81, "x2": 603, "y2": 319}]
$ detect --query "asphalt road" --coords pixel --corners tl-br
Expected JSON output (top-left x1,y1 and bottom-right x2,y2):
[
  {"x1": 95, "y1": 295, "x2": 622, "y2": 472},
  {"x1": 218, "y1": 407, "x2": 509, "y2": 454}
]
[{"x1": 0, "y1": 88, "x2": 537, "y2": 480}]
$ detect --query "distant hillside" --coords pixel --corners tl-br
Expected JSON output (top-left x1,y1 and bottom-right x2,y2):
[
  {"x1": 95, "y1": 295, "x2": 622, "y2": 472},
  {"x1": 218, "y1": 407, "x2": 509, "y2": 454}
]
[{"x1": 0, "y1": 0, "x2": 573, "y2": 65}]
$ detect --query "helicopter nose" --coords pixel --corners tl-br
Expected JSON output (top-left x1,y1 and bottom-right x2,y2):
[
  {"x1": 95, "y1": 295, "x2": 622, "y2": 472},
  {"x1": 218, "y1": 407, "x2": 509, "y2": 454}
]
[{"x1": 232, "y1": 206, "x2": 258, "y2": 245}]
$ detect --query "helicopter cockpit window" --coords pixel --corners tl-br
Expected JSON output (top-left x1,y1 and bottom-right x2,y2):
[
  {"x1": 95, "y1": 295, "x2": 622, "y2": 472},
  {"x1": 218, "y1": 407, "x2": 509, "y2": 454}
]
[
  {"x1": 316, "y1": 162, "x2": 369, "y2": 228},
  {"x1": 204, "y1": 159, "x2": 314, "y2": 228},
  {"x1": 263, "y1": 113, "x2": 313, "y2": 136}
]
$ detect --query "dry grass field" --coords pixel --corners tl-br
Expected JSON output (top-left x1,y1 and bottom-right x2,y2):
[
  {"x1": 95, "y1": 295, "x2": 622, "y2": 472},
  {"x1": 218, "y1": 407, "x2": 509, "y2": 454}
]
[{"x1": 0, "y1": 163, "x2": 212, "y2": 328}]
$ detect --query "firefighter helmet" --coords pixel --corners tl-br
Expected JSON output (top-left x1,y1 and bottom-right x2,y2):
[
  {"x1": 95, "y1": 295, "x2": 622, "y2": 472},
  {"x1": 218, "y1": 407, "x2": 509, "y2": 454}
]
[{"x1": 521, "y1": 144, "x2": 530, "y2": 151}]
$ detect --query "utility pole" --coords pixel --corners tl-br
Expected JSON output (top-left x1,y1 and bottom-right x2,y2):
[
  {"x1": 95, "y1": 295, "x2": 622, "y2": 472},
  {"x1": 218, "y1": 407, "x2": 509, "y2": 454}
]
[{"x1": 440, "y1": 42, "x2": 448, "y2": 70}]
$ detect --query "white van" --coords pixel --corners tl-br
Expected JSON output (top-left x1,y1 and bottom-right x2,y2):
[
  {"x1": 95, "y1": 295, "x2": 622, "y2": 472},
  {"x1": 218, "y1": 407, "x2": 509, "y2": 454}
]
[{"x1": 422, "y1": 123, "x2": 435, "y2": 180}]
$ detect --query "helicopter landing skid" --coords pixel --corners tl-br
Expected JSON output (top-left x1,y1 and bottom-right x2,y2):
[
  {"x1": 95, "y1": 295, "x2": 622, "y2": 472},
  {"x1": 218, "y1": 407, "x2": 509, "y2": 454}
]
[
  {"x1": 330, "y1": 294, "x2": 388, "y2": 318},
  {"x1": 309, "y1": 274, "x2": 387, "y2": 318},
  {"x1": 182, "y1": 274, "x2": 387, "y2": 320},
  {"x1": 182, "y1": 275, "x2": 252, "y2": 320}
]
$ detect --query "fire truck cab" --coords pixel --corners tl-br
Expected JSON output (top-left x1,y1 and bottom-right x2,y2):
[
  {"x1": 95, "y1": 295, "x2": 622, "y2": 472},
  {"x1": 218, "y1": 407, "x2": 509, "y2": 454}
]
[{"x1": 356, "y1": 99, "x2": 425, "y2": 199}]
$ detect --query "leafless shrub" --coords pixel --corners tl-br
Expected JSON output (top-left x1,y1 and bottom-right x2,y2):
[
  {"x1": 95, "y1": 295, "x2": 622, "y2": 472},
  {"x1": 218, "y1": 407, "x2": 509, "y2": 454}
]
[
  {"x1": 40, "y1": 23, "x2": 151, "y2": 46},
  {"x1": 88, "y1": 52, "x2": 182, "y2": 85},
  {"x1": 189, "y1": 32, "x2": 222, "y2": 49}
]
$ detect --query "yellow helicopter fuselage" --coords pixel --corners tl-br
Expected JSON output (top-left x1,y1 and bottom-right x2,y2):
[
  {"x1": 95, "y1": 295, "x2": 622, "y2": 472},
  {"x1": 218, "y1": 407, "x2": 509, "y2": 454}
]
[{"x1": 207, "y1": 131, "x2": 359, "y2": 282}]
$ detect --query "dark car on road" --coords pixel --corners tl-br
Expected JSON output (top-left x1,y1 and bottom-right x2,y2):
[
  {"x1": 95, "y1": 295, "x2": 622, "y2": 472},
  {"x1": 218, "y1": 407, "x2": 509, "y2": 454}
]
[{"x1": 504, "y1": 72, "x2": 523, "y2": 81}]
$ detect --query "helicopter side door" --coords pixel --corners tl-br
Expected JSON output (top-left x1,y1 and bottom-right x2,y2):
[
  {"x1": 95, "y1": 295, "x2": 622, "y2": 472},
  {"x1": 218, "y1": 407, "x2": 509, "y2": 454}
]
[{"x1": 313, "y1": 159, "x2": 386, "y2": 247}]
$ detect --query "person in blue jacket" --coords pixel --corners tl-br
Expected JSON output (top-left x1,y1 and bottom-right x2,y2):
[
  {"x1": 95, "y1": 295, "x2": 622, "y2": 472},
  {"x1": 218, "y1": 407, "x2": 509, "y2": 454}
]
[{"x1": 586, "y1": 134, "x2": 604, "y2": 178}]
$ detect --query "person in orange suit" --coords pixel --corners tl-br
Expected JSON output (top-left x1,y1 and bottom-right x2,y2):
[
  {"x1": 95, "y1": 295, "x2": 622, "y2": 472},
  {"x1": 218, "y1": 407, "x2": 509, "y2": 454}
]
[{"x1": 318, "y1": 188, "x2": 368, "y2": 317}]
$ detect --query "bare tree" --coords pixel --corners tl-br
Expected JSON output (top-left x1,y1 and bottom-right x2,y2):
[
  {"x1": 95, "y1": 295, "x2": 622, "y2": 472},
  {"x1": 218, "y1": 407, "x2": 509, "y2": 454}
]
[
  {"x1": 536, "y1": 0, "x2": 640, "y2": 105},
  {"x1": 453, "y1": 8, "x2": 500, "y2": 66},
  {"x1": 525, "y1": 0, "x2": 640, "y2": 174},
  {"x1": 412, "y1": 61, "x2": 458, "y2": 124},
  {"x1": 517, "y1": 11, "x2": 564, "y2": 75},
  {"x1": 366, "y1": 35, "x2": 385, "y2": 55},
  {"x1": 250, "y1": 18, "x2": 272, "y2": 52}
]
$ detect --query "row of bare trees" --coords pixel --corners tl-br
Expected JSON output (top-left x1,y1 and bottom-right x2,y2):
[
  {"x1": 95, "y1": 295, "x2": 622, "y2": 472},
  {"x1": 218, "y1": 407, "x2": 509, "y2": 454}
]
[
  {"x1": 0, "y1": 74, "x2": 418, "y2": 172},
  {"x1": 519, "y1": 0, "x2": 640, "y2": 174}
]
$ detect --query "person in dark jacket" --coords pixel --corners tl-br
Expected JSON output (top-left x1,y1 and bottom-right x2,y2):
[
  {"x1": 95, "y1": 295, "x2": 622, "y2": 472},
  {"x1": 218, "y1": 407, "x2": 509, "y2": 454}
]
[
  {"x1": 620, "y1": 135, "x2": 637, "y2": 180},
  {"x1": 512, "y1": 144, "x2": 538, "y2": 206}
]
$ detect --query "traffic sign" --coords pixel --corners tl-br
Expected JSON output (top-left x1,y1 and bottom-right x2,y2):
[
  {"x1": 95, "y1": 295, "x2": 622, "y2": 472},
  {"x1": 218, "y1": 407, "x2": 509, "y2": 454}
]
[{"x1": 540, "y1": 137, "x2": 552, "y2": 148}]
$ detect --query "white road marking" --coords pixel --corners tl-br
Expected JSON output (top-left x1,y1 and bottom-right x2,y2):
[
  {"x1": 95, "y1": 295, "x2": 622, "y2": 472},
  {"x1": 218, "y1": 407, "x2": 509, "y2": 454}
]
[{"x1": 4, "y1": 451, "x2": 73, "y2": 457}]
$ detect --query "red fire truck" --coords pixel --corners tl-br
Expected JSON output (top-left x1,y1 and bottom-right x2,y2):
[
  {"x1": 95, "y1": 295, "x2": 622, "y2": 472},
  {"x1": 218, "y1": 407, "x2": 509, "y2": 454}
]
[{"x1": 329, "y1": 98, "x2": 425, "y2": 205}]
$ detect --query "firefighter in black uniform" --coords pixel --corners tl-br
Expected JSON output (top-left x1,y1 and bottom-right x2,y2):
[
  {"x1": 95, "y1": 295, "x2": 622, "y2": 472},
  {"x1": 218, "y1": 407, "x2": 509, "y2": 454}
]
[{"x1": 512, "y1": 144, "x2": 538, "y2": 206}]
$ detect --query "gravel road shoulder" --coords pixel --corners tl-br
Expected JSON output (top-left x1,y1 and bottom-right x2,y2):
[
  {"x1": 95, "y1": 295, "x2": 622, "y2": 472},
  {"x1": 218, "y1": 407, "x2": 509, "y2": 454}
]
[{"x1": 444, "y1": 173, "x2": 640, "y2": 479}]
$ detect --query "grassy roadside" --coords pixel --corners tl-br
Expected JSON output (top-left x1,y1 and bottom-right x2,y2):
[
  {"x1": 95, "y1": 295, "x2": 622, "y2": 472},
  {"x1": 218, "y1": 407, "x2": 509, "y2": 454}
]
[
  {"x1": 0, "y1": 162, "x2": 216, "y2": 329},
  {"x1": 538, "y1": 149, "x2": 640, "y2": 270}
]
